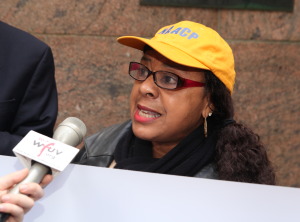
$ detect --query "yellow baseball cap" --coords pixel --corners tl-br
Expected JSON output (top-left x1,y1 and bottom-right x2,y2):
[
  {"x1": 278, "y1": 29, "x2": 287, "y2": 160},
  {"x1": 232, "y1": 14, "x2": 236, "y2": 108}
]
[{"x1": 117, "y1": 21, "x2": 236, "y2": 93}]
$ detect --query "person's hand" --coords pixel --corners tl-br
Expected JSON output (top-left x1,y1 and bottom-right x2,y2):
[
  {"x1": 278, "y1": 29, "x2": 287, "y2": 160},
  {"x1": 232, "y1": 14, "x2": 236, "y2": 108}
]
[{"x1": 0, "y1": 169, "x2": 53, "y2": 222}]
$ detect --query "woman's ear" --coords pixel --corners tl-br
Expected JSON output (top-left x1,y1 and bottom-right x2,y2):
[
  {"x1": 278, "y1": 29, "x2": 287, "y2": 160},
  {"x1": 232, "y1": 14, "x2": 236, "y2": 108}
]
[{"x1": 202, "y1": 97, "x2": 214, "y2": 118}]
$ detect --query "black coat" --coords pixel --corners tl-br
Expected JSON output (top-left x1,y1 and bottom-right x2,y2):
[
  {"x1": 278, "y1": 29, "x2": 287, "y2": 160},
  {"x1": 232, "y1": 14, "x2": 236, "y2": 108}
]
[{"x1": 0, "y1": 21, "x2": 58, "y2": 156}]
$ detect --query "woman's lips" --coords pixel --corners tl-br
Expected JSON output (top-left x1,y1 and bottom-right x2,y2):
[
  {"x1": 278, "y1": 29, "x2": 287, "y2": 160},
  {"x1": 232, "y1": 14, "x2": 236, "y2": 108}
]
[{"x1": 134, "y1": 105, "x2": 161, "y2": 122}]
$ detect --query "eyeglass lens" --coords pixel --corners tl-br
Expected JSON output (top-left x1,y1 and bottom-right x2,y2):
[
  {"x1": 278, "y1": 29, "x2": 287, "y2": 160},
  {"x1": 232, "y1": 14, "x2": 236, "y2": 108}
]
[{"x1": 129, "y1": 62, "x2": 180, "y2": 89}]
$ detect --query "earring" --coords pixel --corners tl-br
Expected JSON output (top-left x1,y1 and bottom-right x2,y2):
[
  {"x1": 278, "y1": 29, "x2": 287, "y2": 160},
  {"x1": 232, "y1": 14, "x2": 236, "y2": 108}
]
[{"x1": 204, "y1": 112, "x2": 212, "y2": 138}]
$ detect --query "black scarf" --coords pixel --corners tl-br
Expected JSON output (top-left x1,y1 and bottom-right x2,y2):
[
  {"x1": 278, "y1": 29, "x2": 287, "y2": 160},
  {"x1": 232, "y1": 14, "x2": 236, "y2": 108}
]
[{"x1": 113, "y1": 119, "x2": 225, "y2": 177}]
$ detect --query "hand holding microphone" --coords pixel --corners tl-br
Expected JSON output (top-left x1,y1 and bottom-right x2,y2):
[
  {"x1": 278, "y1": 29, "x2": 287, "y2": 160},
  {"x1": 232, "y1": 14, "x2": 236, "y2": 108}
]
[
  {"x1": 0, "y1": 117, "x2": 87, "y2": 222},
  {"x1": 0, "y1": 168, "x2": 50, "y2": 222}
]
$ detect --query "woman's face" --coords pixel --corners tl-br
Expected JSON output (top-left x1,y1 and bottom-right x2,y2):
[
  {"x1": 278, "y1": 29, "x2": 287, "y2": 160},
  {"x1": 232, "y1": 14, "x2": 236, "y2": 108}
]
[{"x1": 130, "y1": 49, "x2": 210, "y2": 149}]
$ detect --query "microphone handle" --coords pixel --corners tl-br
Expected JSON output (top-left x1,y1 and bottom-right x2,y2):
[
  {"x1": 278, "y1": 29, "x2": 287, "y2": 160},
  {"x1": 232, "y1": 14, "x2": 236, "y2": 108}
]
[
  {"x1": 0, "y1": 163, "x2": 50, "y2": 222},
  {"x1": 9, "y1": 162, "x2": 50, "y2": 194}
]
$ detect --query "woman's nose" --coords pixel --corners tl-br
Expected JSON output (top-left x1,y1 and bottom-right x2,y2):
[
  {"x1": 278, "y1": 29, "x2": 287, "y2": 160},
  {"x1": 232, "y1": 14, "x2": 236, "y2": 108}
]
[{"x1": 138, "y1": 75, "x2": 159, "y2": 98}]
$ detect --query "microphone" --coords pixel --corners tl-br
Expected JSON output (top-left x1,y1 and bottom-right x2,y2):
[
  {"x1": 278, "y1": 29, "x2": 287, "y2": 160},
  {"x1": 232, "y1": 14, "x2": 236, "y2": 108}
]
[{"x1": 0, "y1": 117, "x2": 87, "y2": 221}]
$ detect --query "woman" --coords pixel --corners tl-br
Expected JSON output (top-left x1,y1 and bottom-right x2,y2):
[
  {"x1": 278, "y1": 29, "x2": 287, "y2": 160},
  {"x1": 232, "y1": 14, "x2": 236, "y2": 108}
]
[
  {"x1": 74, "y1": 21, "x2": 276, "y2": 185},
  {"x1": 0, "y1": 169, "x2": 52, "y2": 222}
]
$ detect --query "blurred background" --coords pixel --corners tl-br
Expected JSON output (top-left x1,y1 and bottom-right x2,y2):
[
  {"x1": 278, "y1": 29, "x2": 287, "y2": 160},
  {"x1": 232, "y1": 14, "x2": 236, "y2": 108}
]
[{"x1": 1, "y1": 0, "x2": 299, "y2": 187}]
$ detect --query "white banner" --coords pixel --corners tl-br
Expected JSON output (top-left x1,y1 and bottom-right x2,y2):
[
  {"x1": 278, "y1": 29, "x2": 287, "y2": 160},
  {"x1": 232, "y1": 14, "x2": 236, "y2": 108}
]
[{"x1": 1, "y1": 155, "x2": 299, "y2": 222}]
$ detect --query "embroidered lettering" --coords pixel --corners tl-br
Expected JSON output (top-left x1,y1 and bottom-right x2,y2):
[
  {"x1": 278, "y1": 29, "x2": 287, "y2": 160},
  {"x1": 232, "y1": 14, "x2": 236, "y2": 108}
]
[
  {"x1": 180, "y1": 28, "x2": 191, "y2": 37},
  {"x1": 170, "y1": 28, "x2": 181, "y2": 34},
  {"x1": 158, "y1": 26, "x2": 199, "y2": 40},
  {"x1": 188, "y1": 32, "x2": 199, "y2": 39}
]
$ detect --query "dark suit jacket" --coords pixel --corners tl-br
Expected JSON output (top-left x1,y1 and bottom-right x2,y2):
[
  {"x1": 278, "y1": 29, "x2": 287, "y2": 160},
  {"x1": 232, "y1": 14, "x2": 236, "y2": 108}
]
[{"x1": 0, "y1": 21, "x2": 58, "y2": 156}]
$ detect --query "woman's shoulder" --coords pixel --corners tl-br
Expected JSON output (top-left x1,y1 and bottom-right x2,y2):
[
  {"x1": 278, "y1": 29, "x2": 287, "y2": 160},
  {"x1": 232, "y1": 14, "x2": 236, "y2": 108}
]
[
  {"x1": 85, "y1": 120, "x2": 132, "y2": 156},
  {"x1": 73, "y1": 120, "x2": 132, "y2": 167},
  {"x1": 194, "y1": 163, "x2": 218, "y2": 179}
]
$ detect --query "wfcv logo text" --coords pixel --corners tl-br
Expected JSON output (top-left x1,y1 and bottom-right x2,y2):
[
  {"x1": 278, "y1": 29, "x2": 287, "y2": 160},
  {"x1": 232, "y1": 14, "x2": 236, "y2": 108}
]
[{"x1": 33, "y1": 140, "x2": 63, "y2": 159}]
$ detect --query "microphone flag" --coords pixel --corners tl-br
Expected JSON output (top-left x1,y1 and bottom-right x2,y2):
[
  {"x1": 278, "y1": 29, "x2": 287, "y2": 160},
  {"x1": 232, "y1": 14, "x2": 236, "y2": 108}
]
[{"x1": 13, "y1": 130, "x2": 80, "y2": 177}]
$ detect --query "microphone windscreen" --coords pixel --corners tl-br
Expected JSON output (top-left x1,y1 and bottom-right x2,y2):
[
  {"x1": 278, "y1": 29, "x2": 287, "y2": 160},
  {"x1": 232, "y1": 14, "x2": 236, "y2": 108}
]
[{"x1": 53, "y1": 117, "x2": 87, "y2": 147}]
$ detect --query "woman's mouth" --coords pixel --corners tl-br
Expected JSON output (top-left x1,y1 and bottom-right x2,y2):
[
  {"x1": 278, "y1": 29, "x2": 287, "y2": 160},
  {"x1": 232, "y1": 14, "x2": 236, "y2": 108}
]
[
  {"x1": 138, "y1": 109, "x2": 161, "y2": 118},
  {"x1": 134, "y1": 105, "x2": 161, "y2": 122}
]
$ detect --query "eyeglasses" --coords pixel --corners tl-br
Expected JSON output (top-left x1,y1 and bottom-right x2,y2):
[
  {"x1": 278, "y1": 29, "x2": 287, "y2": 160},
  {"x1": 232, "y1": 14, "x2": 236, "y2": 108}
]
[{"x1": 128, "y1": 62, "x2": 206, "y2": 90}]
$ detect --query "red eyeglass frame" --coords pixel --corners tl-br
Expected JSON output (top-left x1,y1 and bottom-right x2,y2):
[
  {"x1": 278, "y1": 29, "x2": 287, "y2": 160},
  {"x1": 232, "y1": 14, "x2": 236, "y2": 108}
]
[{"x1": 129, "y1": 62, "x2": 206, "y2": 90}]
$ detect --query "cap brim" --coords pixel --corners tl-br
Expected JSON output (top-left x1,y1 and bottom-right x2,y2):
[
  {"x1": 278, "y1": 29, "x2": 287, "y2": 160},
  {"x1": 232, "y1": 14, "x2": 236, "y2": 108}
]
[{"x1": 117, "y1": 36, "x2": 210, "y2": 71}]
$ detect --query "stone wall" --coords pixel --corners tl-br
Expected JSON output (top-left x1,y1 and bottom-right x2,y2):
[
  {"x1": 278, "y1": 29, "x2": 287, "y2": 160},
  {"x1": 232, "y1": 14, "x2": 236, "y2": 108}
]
[{"x1": 1, "y1": 0, "x2": 299, "y2": 187}]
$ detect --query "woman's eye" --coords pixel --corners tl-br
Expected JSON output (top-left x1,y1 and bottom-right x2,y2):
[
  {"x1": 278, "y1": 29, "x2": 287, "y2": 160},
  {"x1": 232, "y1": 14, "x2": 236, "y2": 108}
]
[
  {"x1": 138, "y1": 68, "x2": 148, "y2": 77},
  {"x1": 160, "y1": 73, "x2": 178, "y2": 85}
]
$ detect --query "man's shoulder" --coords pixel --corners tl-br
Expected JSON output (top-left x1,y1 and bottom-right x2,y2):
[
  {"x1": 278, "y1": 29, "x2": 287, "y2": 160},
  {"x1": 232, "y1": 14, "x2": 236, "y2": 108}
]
[{"x1": 0, "y1": 21, "x2": 49, "y2": 51}]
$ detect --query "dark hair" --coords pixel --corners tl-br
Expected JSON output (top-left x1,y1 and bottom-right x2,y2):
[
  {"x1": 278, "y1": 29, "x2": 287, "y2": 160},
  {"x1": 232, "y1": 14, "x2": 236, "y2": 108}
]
[{"x1": 204, "y1": 70, "x2": 276, "y2": 185}]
